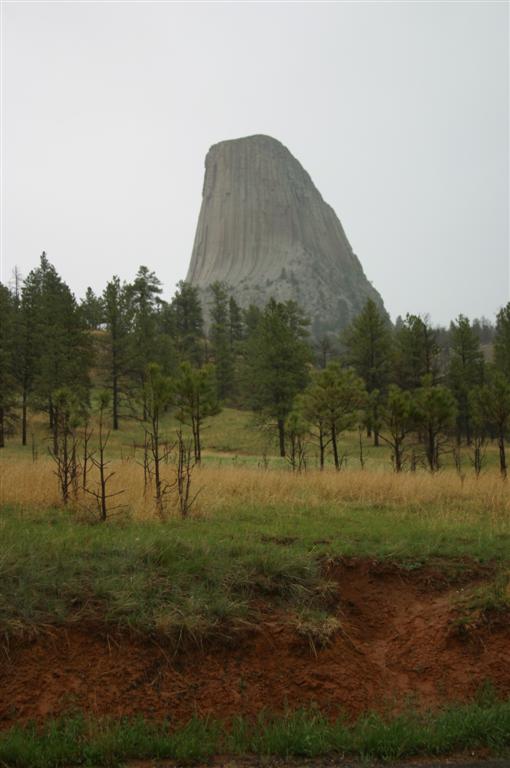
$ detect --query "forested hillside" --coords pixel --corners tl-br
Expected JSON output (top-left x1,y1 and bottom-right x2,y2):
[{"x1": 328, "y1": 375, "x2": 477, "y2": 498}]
[{"x1": 0, "y1": 252, "x2": 508, "y2": 481}]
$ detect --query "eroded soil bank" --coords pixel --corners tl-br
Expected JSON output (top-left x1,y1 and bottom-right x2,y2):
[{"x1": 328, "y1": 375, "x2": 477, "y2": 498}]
[{"x1": 1, "y1": 560, "x2": 509, "y2": 728}]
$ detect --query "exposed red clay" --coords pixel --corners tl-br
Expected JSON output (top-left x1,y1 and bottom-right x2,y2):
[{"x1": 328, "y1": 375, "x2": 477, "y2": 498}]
[{"x1": 1, "y1": 559, "x2": 509, "y2": 728}]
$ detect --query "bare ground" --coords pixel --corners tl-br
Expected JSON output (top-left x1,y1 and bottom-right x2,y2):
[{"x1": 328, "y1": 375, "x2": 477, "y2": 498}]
[{"x1": 1, "y1": 560, "x2": 509, "y2": 728}]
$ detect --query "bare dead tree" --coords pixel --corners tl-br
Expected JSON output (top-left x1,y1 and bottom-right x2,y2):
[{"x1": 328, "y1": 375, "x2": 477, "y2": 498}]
[
  {"x1": 70, "y1": 437, "x2": 80, "y2": 500},
  {"x1": 137, "y1": 428, "x2": 154, "y2": 496},
  {"x1": 286, "y1": 431, "x2": 307, "y2": 472},
  {"x1": 451, "y1": 444, "x2": 466, "y2": 485},
  {"x1": 48, "y1": 389, "x2": 80, "y2": 505},
  {"x1": 358, "y1": 427, "x2": 365, "y2": 470},
  {"x1": 175, "y1": 429, "x2": 200, "y2": 518},
  {"x1": 31, "y1": 432, "x2": 38, "y2": 463},
  {"x1": 142, "y1": 364, "x2": 176, "y2": 517},
  {"x1": 81, "y1": 420, "x2": 93, "y2": 492},
  {"x1": 150, "y1": 429, "x2": 175, "y2": 518},
  {"x1": 469, "y1": 434, "x2": 487, "y2": 478},
  {"x1": 85, "y1": 392, "x2": 124, "y2": 521}
]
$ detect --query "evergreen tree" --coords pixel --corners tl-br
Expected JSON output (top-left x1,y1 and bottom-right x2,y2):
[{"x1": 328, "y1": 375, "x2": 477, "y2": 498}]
[
  {"x1": 284, "y1": 407, "x2": 308, "y2": 471},
  {"x1": 469, "y1": 383, "x2": 491, "y2": 476},
  {"x1": 164, "y1": 281, "x2": 204, "y2": 366},
  {"x1": 448, "y1": 314, "x2": 484, "y2": 444},
  {"x1": 128, "y1": 266, "x2": 164, "y2": 413},
  {"x1": 342, "y1": 299, "x2": 392, "y2": 445},
  {"x1": 174, "y1": 362, "x2": 220, "y2": 463},
  {"x1": 0, "y1": 283, "x2": 17, "y2": 447},
  {"x1": 80, "y1": 287, "x2": 104, "y2": 330},
  {"x1": 317, "y1": 336, "x2": 334, "y2": 369},
  {"x1": 394, "y1": 314, "x2": 440, "y2": 389},
  {"x1": 228, "y1": 296, "x2": 244, "y2": 349},
  {"x1": 15, "y1": 265, "x2": 41, "y2": 444},
  {"x1": 143, "y1": 363, "x2": 174, "y2": 515},
  {"x1": 415, "y1": 376, "x2": 457, "y2": 471},
  {"x1": 209, "y1": 282, "x2": 234, "y2": 399},
  {"x1": 243, "y1": 304, "x2": 263, "y2": 336},
  {"x1": 21, "y1": 254, "x2": 91, "y2": 438},
  {"x1": 301, "y1": 362, "x2": 366, "y2": 470},
  {"x1": 243, "y1": 299, "x2": 311, "y2": 457},
  {"x1": 471, "y1": 367, "x2": 510, "y2": 478},
  {"x1": 494, "y1": 303, "x2": 510, "y2": 379},
  {"x1": 101, "y1": 276, "x2": 134, "y2": 430},
  {"x1": 472, "y1": 316, "x2": 495, "y2": 345},
  {"x1": 380, "y1": 385, "x2": 417, "y2": 472}
]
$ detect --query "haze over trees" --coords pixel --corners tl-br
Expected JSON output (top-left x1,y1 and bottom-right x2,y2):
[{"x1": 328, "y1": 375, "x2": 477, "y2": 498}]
[{"x1": 0, "y1": 252, "x2": 508, "y2": 477}]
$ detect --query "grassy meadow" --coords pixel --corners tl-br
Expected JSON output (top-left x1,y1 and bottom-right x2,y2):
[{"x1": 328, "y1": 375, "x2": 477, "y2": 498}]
[
  {"x1": 1, "y1": 406, "x2": 510, "y2": 766},
  {"x1": 3, "y1": 701, "x2": 510, "y2": 767},
  {"x1": 1, "y1": 405, "x2": 510, "y2": 639}
]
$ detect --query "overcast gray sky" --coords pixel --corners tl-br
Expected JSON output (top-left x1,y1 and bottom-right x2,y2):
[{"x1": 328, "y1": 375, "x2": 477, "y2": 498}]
[{"x1": 1, "y1": 0, "x2": 508, "y2": 325}]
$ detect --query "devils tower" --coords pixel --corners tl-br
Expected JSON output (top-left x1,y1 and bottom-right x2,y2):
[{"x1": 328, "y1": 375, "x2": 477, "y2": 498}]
[{"x1": 186, "y1": 135, "x2": 385, "y2": 336}]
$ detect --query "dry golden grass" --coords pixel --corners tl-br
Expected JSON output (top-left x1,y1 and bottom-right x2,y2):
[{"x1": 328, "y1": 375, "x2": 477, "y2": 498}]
[{"x1": 1, "y1": 455, "x2": 509, "y2": 526}]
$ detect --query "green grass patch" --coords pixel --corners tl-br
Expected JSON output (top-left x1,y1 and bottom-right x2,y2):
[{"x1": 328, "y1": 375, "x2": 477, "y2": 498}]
[
  {"x1": 4, "y1": 405, "x2": 507, "y2": 472},
  {"x1": 453, "y1": 571, "x2": 510, "y2": 631},
  {"x1": 1, "y1": 700, "x2": 510, "y2": 767},
  {"x1": 1, "y1": 500, "x2": 509, "y2": 641}
]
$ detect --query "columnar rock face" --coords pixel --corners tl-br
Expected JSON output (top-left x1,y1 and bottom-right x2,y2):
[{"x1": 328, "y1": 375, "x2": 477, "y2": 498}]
[{"x1": 186, "y1": 134, "x2": 385, "y2": 337}]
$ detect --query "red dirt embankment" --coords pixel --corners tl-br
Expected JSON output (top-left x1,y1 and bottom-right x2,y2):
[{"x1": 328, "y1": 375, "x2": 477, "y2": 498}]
[{"x1": 1, "y1": 560, "x2": 509, "y2": 728}]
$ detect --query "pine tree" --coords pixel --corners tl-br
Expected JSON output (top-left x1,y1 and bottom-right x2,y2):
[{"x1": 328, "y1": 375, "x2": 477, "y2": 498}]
[
  {"x1": 20, "y1": 254, "x2": 91, "y2": 440},
  {"x1": 415, "y1": 376, "x2": 457, "y2": 471},
  {"x1": 128, "y1": 266, "x2": 164, "y2": 415},
  {"x1": 394, "y1": 314, "x2": 440, "y2": 389},
  {"x1": 174, "y1": 362, "x2": 220, "y2": 463},
  {"x1": 448, "y1": 315, "x2": 484, "y2": 444},
  {"x1": 209, "y1": 282, "x2": 234, "y2": 400},
  {"x1": 15, "y1": 265, "x2": 41, "y2": 445},
  {"x1": 301, "y1": 362, "x2": 366, "y2": 469},
  {"x1": 342, "y1": 299, "x2": 392, "y2": 445},
  {"x1": 143, "y1": 363, "x2": 174, "y2": 515},
  {"x1": 164, "y1": 281, "x2": 204, "y2": 366},
  {"x1": 494, "y1": 303, "x2": 510, "y2": 379},
  {"x1": 380, "y1": 385, "x2": 417, "y2": 472},
  {"x1": 0, "y1": 283, "x2": 17, "y2": 447},
  {"x1": 243, "y1": 304, "x2": 263, "y2": 336},
  {"x1": 471, "y1": 367, "x2": 510, "y2": 478},
  {"x1": 101, "y1": 276, "x2": 134, "y2": 430},
  {"x1": 228, "y1": 296, "x2": 244, "y2": 349},
  {"x1": 243, "y1": 299, "x2": 311, "y2": 457},
  {"x1": 80, "y1": 287, "x2": 104, "y2": 330}
]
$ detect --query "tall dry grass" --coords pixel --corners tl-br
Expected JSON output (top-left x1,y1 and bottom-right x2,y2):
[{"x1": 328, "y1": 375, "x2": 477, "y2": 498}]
[{"x1": 1, "y1": 455, "x2": 509, "y2": 525}]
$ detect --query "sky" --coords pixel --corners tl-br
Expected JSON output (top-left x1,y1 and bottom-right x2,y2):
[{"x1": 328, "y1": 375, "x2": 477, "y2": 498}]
[{"x1": 1, "y1": 0, "x2": 508, "y2": 325}]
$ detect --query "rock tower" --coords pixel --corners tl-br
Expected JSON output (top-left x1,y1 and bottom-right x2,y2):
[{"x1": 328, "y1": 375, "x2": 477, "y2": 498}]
[{"x1": 186, "y1": 134, "x2": 385, "y2": 336}]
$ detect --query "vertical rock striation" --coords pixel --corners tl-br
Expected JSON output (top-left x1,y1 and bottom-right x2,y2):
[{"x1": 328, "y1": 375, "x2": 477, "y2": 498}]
[{"x1": 186, "y1": 134, "x2": 385, "y2": 336}]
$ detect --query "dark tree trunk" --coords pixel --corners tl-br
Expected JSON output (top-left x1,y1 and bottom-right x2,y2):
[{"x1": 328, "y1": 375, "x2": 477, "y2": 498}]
[
  {"x1": 319, "y1": 424, "x2": 325, "y2": 470},
  {"x1": 22, "y1": 388, "x2": 28, "y2": 446},
  {"x1": 112, "y1": 372, "x2": 119, "y2": 430},
  {"x1": 465, "y1": 413, "x2": 472, "y2": 446},
  {"x1": 394, "y1": 439, "x2": 402, "y2": 472},
  {"x1": 331, "y1": 424, "x2": 340, "y2": 470},
  {"x1": 499, "y1": 431, "x2": 507, "y2": 479},
  {"x1": 426, "y1": 425, "x2": 435, "y2": 472},
  {"x1": 52, "y1": 406, "x2": 58, "y2": 456},
  {"x1": 277, "y1": 418, "x2": 286, "y2": 458},
  {"x1": 192, "y1": 413, "x2": 201, "y2": 464}
]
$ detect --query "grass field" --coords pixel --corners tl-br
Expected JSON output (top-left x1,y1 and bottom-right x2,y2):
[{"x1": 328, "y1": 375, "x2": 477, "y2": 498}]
[
  {"x1": 1, "y1": 478, "x2": 509, "y2": 642},
  {"x1": 2, "y1": 701, "x2": 510, "y2": 767},
  {"x1": 1, "y1": 407, "x2": 509, "y2": 766},
  {"x1": 2, "y1": 405, "x2": 506, "y2": 470}
]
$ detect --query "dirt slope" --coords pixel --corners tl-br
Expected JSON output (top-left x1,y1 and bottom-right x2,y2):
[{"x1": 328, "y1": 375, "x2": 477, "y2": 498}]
[{"x1": 1, "y1": 560, "x2": 509, "y2": 728}]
